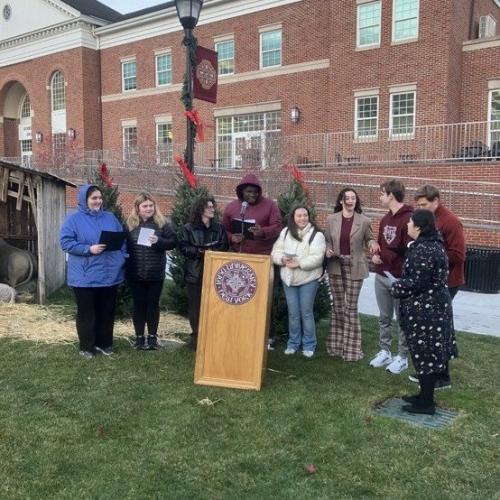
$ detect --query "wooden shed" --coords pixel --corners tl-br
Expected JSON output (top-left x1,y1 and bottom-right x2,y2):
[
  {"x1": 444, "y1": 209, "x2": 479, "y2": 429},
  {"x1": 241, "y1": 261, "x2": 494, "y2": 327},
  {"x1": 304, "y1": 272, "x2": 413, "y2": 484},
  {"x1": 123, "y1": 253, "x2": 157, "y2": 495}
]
[{"x1": 0, "y1": 160, "x2": 75, "y2": 303}]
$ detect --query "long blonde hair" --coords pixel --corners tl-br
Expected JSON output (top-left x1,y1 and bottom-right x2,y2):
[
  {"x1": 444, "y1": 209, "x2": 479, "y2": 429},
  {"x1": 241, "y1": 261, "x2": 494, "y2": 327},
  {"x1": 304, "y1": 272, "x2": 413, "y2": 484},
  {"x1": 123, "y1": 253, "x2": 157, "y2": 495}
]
[{"x1": 126, "y1": 192, "x2": 166, "y2": 231}]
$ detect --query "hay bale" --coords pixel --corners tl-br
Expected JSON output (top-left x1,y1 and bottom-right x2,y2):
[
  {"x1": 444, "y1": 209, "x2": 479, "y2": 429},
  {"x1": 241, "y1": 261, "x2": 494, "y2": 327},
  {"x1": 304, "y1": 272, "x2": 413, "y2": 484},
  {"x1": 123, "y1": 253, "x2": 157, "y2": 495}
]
[{"x1": 0, "y1": 303, "x2": 190, "y2": 344}]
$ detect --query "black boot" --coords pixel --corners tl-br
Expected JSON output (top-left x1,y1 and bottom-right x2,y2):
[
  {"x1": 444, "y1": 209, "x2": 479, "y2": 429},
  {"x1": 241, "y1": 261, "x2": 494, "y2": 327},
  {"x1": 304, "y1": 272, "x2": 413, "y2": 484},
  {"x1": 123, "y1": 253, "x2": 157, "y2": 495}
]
[
  {"x1": 133, "y1": 336, "x2": 145, "y2": 350},
  {"x1": 401, "y1": 394, "x2": 421, "y2": 405},
  {"x1": 402, "y1": 403, "x2": 436, "y2": 415},
  {"x1": 146, "y1": 335, "x2": 159, "y2": 350},
  {"x1": 402, "y1": 373, "x2": 437, "y2": 415}
]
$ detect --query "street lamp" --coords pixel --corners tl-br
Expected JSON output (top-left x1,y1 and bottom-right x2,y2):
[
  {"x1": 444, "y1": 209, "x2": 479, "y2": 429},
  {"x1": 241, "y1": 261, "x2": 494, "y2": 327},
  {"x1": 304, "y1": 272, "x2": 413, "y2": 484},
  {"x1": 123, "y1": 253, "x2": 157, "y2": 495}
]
[{"x1": 175, "y1": 0, "x2": 204, "y2": 172}]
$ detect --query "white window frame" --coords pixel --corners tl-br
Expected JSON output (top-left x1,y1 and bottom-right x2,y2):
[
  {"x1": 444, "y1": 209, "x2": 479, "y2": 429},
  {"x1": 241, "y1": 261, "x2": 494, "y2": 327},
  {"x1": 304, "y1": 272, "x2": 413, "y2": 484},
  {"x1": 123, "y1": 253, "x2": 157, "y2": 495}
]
[
  {"x1": 122, "y1": 124, "x2": 138, "y2": 160},
  {"x1": 357, "y1": 0, "x2": 381, "y2": 49},
  {"x1": 51, "y1": 71, "x2": 66, "y2": 112},
  {"x1": 354, "y1": 94, "x2": 379, "y2": 140},
  {"x1": 155, "y1": 51, "x2": 172, "y2": 87},
  {"x1": 259, "y1": 26, "x2": 282, "y2": 70},
  {"x1": 20, "y1": 94, "x2": 32, "y2": 118},
  {"x1": 488, "y1": 89, "x2": 500, "y2": 146},
  {"x1": 215, "y1": 38, "x2": 235, "y2": 76},
  {"x1": 156, "y1": 119, "x2": 173, "y2": 165},
  {"x1": 392, "y1": 0, "x2": 420, "y2": 43},
  {"x1": 389, "y1": 90, "x2": 416, "y2": 139},
  {"x1": 121, "y1": 59, "x2": 137, "y2": 92},
  {"x1": 215, "y1": 110, "x2": 281, "y2": 169}
]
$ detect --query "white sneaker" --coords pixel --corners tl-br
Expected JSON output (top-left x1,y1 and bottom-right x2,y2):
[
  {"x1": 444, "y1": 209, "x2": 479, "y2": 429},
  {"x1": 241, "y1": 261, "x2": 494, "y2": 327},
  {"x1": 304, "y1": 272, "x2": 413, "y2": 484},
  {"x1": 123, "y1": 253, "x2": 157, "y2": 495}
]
[
  {"x1": 369, "y1": 350, "x2": 392, "y2": 368},
  {"x1": 302, "y1": 350, "x2": 314, "y2": 358},
  {"x1": 284, "y1": 348, "x2": 296, "y2": 355},
  {"x1": 386, "y1": 355, "x2": 408, "y2": 374}
]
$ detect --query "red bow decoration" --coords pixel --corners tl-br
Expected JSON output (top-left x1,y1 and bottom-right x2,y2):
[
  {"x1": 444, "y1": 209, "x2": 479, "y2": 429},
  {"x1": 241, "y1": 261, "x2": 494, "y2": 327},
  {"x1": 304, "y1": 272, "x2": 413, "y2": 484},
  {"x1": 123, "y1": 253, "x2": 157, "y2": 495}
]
[
  {"x1": 175, "y1": 155, "x2": 197, "y2": 188},
  {"x1": 283, "y1": 163, "x2": 308, "y2": 192},
  {"x1": 184, "y1": 109, "x2": 205, "y2": 142},
  {"x1": 99, "y1": 162, "x2": 113, "y2": 188}
]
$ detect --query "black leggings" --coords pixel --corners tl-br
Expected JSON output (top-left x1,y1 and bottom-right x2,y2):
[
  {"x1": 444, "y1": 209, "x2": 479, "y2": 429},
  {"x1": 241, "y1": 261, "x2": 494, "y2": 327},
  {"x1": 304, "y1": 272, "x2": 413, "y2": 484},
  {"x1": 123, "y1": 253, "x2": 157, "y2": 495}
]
[
  {"x1": 129, "y1": 280, "x2": 164, "y2": 337},
  {"x1": 418, "y1": 373, "x2": 437, "y2": 406},
  {"x1": 186, "y1": 282, "x2": 202, "y2": 339},
  {"x1": 73, "y1": 286, "x2": 118, "y2": 351}
]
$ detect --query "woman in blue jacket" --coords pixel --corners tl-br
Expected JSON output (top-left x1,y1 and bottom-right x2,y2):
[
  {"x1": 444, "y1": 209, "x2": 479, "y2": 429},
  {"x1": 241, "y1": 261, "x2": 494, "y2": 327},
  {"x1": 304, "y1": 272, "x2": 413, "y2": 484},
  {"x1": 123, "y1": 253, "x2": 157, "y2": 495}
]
[{"x1": 60, "y1": 184, "x2": 127, "y2": 359}]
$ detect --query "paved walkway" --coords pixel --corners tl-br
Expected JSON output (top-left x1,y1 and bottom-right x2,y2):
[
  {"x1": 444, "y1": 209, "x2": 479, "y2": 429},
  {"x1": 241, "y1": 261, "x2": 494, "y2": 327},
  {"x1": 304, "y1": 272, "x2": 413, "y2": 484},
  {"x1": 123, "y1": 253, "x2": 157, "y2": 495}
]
[{"x1": 358, "y1": 273, "x2": 500, "y2": 338}]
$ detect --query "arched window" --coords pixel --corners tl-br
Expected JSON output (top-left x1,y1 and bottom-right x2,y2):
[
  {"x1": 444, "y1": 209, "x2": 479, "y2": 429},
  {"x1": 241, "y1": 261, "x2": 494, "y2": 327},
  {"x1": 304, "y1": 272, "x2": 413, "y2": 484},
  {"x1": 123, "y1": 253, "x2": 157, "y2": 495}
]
[
  {"x1": 51, "y1": 71, "x2": 65, "y2": 111},
  {"x1": 20, "y1": 94, "x2": 31, "y2": 118}
]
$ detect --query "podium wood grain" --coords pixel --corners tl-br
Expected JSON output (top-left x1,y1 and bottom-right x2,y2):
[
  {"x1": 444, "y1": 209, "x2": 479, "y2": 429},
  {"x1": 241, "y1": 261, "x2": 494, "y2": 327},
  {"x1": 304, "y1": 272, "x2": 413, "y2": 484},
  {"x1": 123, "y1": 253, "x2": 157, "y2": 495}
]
[{"x1": 194, "y1": 251, "x2": 273, "y2": 390}]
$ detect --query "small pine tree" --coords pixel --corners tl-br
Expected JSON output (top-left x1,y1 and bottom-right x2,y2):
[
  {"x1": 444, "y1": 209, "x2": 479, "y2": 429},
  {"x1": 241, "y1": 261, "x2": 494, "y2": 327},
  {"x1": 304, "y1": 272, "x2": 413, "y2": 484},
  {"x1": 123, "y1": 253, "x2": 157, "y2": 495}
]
[
  {"x1": 164, "y1": 173, "x2": 212, "y2": 316},
  {"x1": 87, "y1": 163, "x2": 131, "y2": 318},
  {"x1": 274, "y1": 171, "x2": 331, "y2": 339}
]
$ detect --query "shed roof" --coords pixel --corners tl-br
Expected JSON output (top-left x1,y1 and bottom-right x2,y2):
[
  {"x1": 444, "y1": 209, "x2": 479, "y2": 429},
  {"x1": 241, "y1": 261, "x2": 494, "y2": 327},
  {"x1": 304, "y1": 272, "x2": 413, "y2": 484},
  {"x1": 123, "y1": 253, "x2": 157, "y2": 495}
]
[{"x1": 0, "y1": 161, "x2": 77, "y2": 187}]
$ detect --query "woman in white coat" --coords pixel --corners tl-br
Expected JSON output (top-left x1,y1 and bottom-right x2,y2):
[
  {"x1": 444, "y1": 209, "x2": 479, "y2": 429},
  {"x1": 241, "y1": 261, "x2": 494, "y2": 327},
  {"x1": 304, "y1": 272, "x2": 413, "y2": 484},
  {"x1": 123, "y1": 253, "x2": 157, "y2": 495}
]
[{"x1": 271, "y1": 205, "x2": 326, "y2": 358}]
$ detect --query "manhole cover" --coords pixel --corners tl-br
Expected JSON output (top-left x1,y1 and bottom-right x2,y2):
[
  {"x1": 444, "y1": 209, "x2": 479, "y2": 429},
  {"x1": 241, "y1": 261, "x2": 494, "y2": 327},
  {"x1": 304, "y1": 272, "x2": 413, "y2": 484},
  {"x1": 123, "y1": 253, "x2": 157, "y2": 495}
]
[{"x1": 373, "y1": 398, "x2": 458, "y2": 429}]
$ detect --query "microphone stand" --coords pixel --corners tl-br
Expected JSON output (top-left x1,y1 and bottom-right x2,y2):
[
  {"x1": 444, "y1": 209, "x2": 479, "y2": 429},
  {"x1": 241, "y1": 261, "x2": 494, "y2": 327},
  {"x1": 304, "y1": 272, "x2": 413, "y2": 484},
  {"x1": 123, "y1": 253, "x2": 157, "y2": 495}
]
[{"x1": 239, "y1": 208, "x2": 245, "y2": 253}]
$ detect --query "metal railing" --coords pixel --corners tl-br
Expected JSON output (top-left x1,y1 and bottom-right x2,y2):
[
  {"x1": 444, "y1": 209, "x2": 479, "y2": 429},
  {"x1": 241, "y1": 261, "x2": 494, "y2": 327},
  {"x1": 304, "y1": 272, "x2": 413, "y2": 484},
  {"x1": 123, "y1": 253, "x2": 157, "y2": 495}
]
[{"x1": 3, "y1": 120, "x2": 499, "y2": 175}]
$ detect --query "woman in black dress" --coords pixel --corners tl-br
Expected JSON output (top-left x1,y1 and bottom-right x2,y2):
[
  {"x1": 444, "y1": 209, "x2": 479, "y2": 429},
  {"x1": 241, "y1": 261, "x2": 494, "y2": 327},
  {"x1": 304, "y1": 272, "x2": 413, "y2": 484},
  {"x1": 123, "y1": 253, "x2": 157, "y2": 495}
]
[{"x1": 391, "y1": 209, "x2": 458, "y2": 415}]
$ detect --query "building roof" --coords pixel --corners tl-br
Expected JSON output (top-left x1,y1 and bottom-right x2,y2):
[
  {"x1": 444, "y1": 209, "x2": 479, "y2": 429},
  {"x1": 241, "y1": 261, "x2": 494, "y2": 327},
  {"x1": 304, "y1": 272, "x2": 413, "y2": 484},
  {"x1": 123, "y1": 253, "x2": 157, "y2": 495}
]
[
  {"x1": 61, "y1": 0, "x2": 122, "y2": 22},
  {"x1": 117, "y1": 2, "x2": 175, "y2": 21}
]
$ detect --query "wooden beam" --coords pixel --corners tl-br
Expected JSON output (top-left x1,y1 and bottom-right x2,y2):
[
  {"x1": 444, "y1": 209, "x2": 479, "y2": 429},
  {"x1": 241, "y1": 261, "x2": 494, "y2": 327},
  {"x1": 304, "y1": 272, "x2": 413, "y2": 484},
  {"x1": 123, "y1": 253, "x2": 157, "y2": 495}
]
[
  {"x1": 25, "y1": 175, "x2": 37, "y2": 227},
  {"x1": 0, "y1": 166, "x2": 9, "y2": 203},
  {"x1": 15, "y1": 173, "x2": 25, "y2": 211}
]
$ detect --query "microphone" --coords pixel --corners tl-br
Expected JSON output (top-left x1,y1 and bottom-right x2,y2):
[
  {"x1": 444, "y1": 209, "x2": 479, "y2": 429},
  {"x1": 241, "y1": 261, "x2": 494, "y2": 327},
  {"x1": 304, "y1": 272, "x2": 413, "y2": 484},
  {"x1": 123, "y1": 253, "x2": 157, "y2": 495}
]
[{"x1": 240, "y1": 201, "x2": 248, "y2": 217}]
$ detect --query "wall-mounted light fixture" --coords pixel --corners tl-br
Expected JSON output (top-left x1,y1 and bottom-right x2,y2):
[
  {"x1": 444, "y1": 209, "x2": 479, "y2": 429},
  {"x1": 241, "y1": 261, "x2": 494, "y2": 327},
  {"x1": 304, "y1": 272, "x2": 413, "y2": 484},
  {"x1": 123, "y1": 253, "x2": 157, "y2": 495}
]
[
  {"x1": 290, "y1": 106, "x2": 300, "y2": 123},
  {"x1": 35, "y1": 132, "x2": 43, "y2": 143},
  {"x1": 67, "y1": 128, "x2": 76, "y2": 140}
]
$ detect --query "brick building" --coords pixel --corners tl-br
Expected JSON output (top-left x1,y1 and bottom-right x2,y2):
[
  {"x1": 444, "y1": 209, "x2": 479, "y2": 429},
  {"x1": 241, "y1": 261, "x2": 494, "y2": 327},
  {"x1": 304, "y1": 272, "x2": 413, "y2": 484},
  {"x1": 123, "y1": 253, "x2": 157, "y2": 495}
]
[{"x1": 0, "y1": 0, "x2": 499, "y2": 246}]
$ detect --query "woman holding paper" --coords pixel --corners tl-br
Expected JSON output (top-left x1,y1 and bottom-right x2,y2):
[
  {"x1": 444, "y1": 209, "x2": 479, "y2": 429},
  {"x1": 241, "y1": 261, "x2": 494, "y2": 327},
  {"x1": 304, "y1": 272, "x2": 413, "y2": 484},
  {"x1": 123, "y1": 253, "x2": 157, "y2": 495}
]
[
  {"x1": 126, "y1": 192, "x2": 177, "y2": 350},
  {"x1": 179, "y1": 196, "x2": 229, "y2": 350},
  {"x1": 324, "y1": 188, "x2": 378, "y2": 361},
  {"x1": 271, "y1": 205, "x2": 326, "y2": 358},
  {"x1": 60, "y1": 184, "x2": 127, "y2": 359}
]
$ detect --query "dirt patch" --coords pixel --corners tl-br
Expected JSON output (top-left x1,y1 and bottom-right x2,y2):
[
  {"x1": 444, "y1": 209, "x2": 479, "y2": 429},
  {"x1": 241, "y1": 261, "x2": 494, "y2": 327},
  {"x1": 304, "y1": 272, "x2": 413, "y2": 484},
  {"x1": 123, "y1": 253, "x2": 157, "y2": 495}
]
[{"x1": 0, "y1": 303, "x2": 191, "y2": 344}]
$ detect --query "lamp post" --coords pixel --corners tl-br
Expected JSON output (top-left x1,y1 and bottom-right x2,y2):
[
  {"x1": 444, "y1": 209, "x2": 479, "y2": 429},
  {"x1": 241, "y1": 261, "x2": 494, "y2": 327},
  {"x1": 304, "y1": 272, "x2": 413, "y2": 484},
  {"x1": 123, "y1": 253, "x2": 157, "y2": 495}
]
[{"x1": 175, "y1": 0, "x2": 204, "y2": 172}]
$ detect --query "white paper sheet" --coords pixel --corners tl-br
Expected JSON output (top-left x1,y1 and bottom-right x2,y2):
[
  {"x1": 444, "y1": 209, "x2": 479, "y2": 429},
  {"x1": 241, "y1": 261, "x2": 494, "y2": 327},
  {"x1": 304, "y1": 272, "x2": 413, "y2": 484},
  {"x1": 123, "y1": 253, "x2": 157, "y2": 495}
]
[{"x1": 138, "y1": 227, "x2": 155, "y2": 247}]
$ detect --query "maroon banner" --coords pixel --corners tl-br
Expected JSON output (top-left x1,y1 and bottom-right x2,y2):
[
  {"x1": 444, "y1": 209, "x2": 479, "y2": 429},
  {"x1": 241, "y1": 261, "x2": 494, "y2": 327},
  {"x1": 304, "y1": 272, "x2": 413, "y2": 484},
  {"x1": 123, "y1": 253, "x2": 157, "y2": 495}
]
[{"x1": 193, "y1": 46, "x2": 218, "y2": 103}]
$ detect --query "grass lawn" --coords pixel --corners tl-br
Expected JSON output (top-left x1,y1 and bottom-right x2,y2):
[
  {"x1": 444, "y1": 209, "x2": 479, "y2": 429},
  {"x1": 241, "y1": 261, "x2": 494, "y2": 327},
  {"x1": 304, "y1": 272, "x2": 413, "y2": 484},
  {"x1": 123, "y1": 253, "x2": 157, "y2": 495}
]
[{"x1": 0, "y1": 296, "x2": 499, "y2": 499}]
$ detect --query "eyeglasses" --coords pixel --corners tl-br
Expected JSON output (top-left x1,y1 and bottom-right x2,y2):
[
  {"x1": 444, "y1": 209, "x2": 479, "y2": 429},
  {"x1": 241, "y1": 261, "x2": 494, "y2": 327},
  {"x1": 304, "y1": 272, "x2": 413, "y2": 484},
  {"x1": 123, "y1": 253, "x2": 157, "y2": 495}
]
[{"x1": 205, "y1": 205, "x2": 215, "y2": 210}]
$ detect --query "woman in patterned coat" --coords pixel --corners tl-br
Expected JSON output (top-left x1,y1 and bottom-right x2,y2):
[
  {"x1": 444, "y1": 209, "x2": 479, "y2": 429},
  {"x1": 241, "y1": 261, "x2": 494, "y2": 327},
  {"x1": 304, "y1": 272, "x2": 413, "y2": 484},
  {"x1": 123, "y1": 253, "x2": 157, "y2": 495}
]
[{"x1": 391, "y1": 209, "x2": 458, "y2": 415}]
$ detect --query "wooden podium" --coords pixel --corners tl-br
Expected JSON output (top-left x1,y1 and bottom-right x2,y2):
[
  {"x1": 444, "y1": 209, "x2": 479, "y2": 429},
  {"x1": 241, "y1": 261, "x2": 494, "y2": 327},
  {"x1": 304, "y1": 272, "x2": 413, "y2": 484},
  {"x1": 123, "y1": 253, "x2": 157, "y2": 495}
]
[{"x1": 194, "y1": 251, "x2": 274, "y2": 390}]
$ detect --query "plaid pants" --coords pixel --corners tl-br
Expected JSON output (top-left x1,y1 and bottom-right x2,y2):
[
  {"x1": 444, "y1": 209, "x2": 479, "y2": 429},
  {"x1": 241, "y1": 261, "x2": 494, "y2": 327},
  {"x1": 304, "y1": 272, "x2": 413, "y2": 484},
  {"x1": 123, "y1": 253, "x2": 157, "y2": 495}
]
[{"x1": 326, "y1": 259, "x2": 364, "y2": 361}]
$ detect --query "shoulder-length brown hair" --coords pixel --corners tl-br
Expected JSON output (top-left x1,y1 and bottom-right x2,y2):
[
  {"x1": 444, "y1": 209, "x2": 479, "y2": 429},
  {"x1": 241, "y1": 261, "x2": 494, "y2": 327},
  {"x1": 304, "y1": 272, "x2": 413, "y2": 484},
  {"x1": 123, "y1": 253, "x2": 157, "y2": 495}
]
[
  {"x1": 333, "y1": 187, "x2": 363, "y2": 214},
  {"x1": 126, "y1": 192, "x2": 166, "y2": 231},
  {"x1": 287, "y1": 205, "x2": 318, "y2": 242},
  {"x1": 190, "y1": 196, "x2": 216, "y2": 227}
]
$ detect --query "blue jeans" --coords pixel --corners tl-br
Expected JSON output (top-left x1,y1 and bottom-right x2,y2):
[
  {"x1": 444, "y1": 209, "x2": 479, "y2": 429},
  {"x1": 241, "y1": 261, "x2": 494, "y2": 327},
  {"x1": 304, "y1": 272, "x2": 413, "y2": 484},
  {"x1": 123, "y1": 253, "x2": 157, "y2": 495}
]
[{"x1": 283, "y1": 280, "x2": 320, "y2": 352}]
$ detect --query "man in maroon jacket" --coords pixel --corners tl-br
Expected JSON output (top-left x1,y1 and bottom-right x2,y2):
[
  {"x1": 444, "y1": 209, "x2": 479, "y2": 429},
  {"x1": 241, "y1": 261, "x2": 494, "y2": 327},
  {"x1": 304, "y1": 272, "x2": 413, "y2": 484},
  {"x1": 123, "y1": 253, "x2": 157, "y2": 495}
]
[
  {"x1": 369, "y1": 179, "x2": 413, "y2": 374},
  {"x1": 409, "y1": 184, "x2": 466, "y2": 388},
  {"x1": 222, "y1": 174, "x2": 282, "y2": 348},
  {"x1": 222, "y1": 173, "x2": 282, "y2": 254}
]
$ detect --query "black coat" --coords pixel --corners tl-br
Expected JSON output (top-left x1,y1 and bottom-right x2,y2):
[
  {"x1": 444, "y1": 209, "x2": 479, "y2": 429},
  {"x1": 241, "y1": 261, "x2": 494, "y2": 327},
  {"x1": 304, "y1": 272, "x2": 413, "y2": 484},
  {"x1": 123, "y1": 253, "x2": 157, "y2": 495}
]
[
  {"x1": 391, "y1": 232, "x2": 458, "y2": 375},
  {"x1": 126, "y1": 219, "x2": 177, "y2": 281},
  {"x1": 179, "y1": 222, "x2": 228, "y2": 284}
]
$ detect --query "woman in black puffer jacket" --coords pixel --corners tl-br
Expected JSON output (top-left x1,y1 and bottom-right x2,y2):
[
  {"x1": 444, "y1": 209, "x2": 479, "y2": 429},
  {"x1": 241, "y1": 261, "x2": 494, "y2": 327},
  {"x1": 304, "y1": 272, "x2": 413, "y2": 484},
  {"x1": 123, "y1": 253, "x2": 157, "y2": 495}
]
[
  {"x1": 180, "y1": 196, "x2": 228, "y2": 350},
  {"x1": 126, "y1": 192, "x2": 177, "y2": 350}
]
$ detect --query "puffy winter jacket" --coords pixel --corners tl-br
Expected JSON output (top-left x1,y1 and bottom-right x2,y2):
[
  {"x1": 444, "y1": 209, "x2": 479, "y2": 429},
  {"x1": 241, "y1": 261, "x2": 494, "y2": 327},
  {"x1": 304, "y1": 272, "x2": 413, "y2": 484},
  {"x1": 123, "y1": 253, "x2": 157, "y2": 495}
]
[
  {"x1": 126, "y1": 219, "x2": 177, "y2": 281},
  {"x1": 179, "y1": 222, "x2": 229, "y2": 284},
  {"x1": 60, "y1": 184, "x2": 127, "y2": 287}
]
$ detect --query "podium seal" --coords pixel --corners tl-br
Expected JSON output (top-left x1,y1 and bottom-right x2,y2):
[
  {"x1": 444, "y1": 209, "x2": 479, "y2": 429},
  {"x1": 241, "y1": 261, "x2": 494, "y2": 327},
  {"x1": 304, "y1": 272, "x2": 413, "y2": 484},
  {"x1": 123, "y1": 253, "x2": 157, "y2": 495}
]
[{"x1": 214, "y1": 260, "x2": 257, "y2": 305}]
